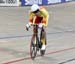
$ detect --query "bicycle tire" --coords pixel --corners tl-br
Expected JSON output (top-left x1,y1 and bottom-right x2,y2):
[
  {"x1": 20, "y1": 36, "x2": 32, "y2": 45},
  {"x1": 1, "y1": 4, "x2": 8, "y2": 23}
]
[
  {"x1": 30, "y1": 36, "x2": 37, "y2": 60},
  {"x1": 40, "y1": 50, "x2": 45, "y2": 56}
]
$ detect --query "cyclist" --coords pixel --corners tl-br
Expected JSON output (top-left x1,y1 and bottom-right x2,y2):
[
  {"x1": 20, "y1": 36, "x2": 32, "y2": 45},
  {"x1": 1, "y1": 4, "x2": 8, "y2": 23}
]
[{"x1": 26, "y1": 4, "x2": 49, "y2": 51}]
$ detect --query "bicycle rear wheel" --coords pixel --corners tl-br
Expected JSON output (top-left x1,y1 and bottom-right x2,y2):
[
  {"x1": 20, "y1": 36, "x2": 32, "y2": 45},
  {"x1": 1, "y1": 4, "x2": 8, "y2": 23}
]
[{"x1": 40, "y1": 38, "x2": 46, "y2": 56}]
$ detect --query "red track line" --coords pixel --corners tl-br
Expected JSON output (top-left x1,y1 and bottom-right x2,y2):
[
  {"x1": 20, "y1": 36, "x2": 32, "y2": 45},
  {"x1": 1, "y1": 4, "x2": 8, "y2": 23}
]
[
  {"x1": 3, "y1": 47, "x2": 75, "y2": 64},
  {"x1": 46, "y1": 47, "x2": 75, "y2": 55}
]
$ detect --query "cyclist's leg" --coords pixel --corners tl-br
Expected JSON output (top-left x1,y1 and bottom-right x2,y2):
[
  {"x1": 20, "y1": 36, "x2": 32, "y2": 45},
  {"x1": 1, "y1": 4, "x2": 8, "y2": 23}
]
[
  {"x1": 40, "y1": 27, "x2": 46, "y2": 50},
  {"x1": 41, "y1": 27, "x2": 46, "y2": 44}
]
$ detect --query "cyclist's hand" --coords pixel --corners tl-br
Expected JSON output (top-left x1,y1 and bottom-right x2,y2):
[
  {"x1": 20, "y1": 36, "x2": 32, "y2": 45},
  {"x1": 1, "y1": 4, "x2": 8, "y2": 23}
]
[
  {"x1": 26, "y1": 22, "x2": 31, "y2": 31},
  {"x1": 39, "y1": 23, "x2": 43, "y2": 29},
  {"x1": 26, "y1": 24, "x2": 30, "y2": 31},
  {"x1": 26, "y1": 26, "x2": 29, "y2": 31}
]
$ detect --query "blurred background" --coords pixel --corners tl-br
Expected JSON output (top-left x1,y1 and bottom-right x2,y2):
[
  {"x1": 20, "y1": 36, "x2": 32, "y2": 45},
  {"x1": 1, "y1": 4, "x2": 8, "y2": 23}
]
[{"x1": 0, "y1": 0, "x2": 74, "y2": 6}]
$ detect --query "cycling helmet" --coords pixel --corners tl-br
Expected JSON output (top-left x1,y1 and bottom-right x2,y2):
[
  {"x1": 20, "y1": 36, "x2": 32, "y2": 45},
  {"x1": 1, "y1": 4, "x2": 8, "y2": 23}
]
[{"x1": 31, "y1": 4, "x2": 40, "y2": 13}]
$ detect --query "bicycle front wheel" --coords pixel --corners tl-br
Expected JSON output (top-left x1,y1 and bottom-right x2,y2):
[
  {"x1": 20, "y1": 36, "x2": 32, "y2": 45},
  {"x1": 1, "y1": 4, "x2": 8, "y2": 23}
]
[{"x1": 30, "y1": 36, "x2": 37, "y2": 60}]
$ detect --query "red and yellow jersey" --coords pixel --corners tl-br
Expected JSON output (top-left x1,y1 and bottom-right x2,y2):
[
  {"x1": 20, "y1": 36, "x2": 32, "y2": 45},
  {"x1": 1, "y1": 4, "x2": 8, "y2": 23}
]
[{"x1": 29, "y1": 7, "x2": 49, "y2": 27}]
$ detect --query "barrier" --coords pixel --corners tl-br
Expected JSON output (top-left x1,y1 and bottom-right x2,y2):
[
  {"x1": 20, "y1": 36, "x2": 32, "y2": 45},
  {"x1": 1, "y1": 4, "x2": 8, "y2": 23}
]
[
  {"x1": 21, "y1": 0, "x2": 71, "y2": 6},
  {"x1": 0, "y1": 0, "x2": 20, "y2": 6}
]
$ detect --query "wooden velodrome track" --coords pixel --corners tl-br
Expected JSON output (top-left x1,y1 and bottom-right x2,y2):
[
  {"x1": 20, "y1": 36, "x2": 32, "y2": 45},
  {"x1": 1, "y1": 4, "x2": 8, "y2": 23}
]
[{"x1": 0, "y1": 1, "x2": 75, "y2": 64}]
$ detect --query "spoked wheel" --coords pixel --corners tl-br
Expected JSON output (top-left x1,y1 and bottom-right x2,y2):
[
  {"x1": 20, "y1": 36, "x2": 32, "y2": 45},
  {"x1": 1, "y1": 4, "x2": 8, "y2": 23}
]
[{"x1": 30, "y1": 37, "x2": 37, "y2": 60}]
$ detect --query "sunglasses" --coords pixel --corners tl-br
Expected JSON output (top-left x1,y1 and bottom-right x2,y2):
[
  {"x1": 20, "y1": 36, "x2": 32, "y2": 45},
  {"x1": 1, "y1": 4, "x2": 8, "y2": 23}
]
[{"x1": 33, "y1": 9, "x2": 39, "y2": 13}]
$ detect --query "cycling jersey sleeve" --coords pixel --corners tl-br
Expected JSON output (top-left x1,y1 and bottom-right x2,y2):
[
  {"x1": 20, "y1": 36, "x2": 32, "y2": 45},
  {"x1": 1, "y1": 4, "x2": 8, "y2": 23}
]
[{"x1": 40, "y1": 7, "x2": 49, "y2": 27}]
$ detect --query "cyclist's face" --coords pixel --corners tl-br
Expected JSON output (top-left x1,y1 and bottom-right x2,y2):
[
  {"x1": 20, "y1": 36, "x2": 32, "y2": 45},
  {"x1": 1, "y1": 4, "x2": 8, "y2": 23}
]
[
  {"x1": 35, "y1": 11, "x2": 40, "y2": 16},
  {"x1": 33, "y1": 9, "x2": 40, "y2": 16}
]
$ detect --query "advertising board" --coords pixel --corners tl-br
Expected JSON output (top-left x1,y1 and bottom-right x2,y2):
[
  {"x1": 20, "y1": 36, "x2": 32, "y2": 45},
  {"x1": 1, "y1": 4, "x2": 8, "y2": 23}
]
[{"x1": 0, "y1": 0, "x2": 19, "y2": 6}]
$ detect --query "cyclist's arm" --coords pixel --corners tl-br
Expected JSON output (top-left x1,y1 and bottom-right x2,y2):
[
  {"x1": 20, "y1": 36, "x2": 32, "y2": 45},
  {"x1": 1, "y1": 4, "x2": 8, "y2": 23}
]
[
  {"x1": 40, "y1": 9, "x2": 49, "y2": 27},
  {"x1": 29, "y1": 12, "x2": 33, "y2": 24}
]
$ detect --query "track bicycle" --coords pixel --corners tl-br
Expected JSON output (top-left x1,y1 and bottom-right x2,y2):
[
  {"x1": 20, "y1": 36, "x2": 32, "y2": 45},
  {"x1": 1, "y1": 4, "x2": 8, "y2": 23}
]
[{"x1": 30, "y1": 24, "x2": 46, "y2": 60}]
